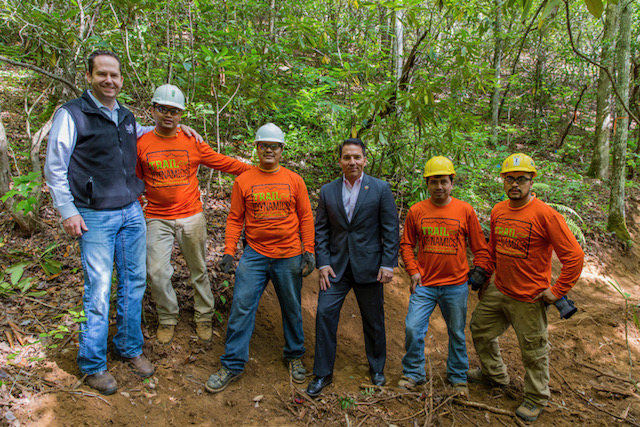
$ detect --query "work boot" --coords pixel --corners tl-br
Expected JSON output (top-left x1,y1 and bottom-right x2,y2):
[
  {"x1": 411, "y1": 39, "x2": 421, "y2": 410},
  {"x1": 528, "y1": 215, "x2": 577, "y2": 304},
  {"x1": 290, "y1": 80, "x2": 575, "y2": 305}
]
[
  {"x1": 157, "y1": 324, "x2": 175, "y2": 344},
  {"x1": 123, "y1": 354, "x2": 155, "y2": 378},
  {"x1": 397, "y1": 375, "x2": 426, "y2": 390},
  {"x1": 205, "y1": 367, "x2": 241, "y2": 393},
  {"x1": 195, "y1": 321, "x2": 213, "y2": 342},
  {"x1": 516, "y1": 400, "x2": 543, "y2": 422},
  {"x1": 452, "y1": 382, "x2": 469, "y2": 398},
  {"x1": 85, "y1": 371, "x2": 117, "y2": 395},
  {"x1": 467, "y1": 368, "x2": 509, "y2": 387},
  {"x1": 287, "y1": 358, "x2": 307, "y2": 383}
]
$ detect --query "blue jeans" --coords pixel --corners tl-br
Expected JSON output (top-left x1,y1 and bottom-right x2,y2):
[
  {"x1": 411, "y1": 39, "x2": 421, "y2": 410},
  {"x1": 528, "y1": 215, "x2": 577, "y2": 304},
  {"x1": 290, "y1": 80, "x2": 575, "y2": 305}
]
[
  {"x1": 221, "y1": 246, "x2": 305, "y2": 374},
  {"x1": 76, "y1": 202, "x2": 147, "y2": 375},
  {"x1": 402, "y1": 283, "x2": 469, "y2": 384}
]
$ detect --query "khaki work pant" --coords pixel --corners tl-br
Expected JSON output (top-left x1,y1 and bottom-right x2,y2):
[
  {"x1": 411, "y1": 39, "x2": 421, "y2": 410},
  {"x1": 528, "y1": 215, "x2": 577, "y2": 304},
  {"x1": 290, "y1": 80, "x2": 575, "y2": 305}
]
[
  {"x1": 470, "y1": 282, "x2": 550, "y2": 406},
  {"x1": 146, "y1": 212, "x2": 214, "y2": 325}
]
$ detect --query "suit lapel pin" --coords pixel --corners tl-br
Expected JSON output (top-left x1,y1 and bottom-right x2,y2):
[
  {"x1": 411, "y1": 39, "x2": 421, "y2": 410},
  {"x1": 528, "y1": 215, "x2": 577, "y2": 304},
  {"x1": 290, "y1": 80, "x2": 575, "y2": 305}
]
[{"x1": 364, "y1": 185, "x2": 369, "y2": 190}]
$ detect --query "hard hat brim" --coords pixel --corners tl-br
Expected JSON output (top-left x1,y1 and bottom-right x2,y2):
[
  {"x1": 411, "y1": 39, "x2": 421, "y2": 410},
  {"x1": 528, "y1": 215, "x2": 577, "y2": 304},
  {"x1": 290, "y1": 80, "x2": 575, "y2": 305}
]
[{"x1": 152, "y1": 100, "x2": 185, "y2": 110}]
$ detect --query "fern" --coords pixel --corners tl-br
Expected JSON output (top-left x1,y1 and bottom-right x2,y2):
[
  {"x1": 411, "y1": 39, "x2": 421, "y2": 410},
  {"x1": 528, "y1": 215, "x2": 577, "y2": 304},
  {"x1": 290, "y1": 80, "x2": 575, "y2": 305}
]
[{"x1": 548, "y1": 203, "x2": 586, "y2": 246}]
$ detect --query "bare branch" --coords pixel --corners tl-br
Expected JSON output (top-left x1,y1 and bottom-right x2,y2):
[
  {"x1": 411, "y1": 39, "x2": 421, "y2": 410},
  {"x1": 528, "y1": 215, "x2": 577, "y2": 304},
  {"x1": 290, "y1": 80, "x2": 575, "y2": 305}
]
[{"x1": 0, "y1": 56, "x2": 81, "y2": 96}]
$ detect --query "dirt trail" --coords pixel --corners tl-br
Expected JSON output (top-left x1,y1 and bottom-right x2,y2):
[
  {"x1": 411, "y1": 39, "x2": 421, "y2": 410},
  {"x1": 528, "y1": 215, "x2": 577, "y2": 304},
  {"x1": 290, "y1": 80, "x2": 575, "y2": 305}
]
[
  {"x1": 3, "y1": 201, "x2": 640, "y2": 426},
  {"x1": 9, "y1": 257, "x2": 640, "y2": 426}
]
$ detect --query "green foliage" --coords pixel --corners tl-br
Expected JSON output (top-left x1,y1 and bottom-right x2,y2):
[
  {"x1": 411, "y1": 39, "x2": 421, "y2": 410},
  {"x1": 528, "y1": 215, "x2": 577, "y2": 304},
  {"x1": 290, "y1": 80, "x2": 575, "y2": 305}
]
[
  {"x1": 1, "y1": 171, "x2": 41, "y2": 215},
  {"x1": 338, "y1": 396, "x2": 357, "y2": 409},
  {"x1": 0, "y1": 261, "x2": 36, "y2": 295},
  {"x1": 1, "y1": 0, "x2": 636, "y2": 257},
  {"x1": 547, "y1": 202, "x2": 587, "y2": 245},
  {"x1": 38, "y1": 309, "x2": 86, "y2": 349},
  {"x1": 360, "y1": 387, "x2": 375, "y2": 397},
  {"x1": 0, "y1": 243, "x2": 63, "y2": 296}
]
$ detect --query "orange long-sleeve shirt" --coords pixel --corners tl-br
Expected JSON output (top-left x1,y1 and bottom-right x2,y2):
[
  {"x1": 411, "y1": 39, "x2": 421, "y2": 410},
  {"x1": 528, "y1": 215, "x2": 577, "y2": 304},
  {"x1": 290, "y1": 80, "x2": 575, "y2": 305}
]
[
  {"x1": 490, "y1": 196, "x2": 584, "y2": 302},
  {"x1": 136, "y1": 129, "x2": 252, "y2": 219},
  {"x1": 400, "y1": 197, "x2": 492, "y2": 287},
  {"x1": 224, "y1": 166, "x2": 314, "y2": 258}
]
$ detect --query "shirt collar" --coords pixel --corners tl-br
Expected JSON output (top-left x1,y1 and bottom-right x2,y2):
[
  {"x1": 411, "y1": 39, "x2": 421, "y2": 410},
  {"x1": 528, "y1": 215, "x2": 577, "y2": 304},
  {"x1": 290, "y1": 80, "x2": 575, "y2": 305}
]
[
  {"x1": 88, "y1": 90, "x2": 120, "y2": 112},
  {"x1": 342, "y1": 172, "x2": 364, "y2": 189}
]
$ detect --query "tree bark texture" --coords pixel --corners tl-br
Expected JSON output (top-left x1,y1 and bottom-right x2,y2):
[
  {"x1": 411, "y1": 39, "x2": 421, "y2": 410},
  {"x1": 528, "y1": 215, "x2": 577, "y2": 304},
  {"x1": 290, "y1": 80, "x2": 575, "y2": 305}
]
[
  {"x1": 607, "y1": 0, "x2": 633, "y2": 242},
  {"x1": 587, "y1": 1, "x2": 619, "y2": 179},
  {"x1": 0, "y1": 111, "x2": 10, "y2": 198},
  {"x1": 490, "y1": 0, "x2": 503, "y2": 143}
]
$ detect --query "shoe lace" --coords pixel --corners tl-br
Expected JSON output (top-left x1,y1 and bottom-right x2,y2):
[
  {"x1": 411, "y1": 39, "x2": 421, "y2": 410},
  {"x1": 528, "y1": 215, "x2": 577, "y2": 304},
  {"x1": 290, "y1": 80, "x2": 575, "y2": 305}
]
[
  {"x1": 290, "y1": 358, "x2": 304, "y2": 372},
  {"x1": 522, "y1": 400, "x2": 538, "y2": 411},
  {"x1": 218, "y1": 367, "x2": 231, "y2": 379}
]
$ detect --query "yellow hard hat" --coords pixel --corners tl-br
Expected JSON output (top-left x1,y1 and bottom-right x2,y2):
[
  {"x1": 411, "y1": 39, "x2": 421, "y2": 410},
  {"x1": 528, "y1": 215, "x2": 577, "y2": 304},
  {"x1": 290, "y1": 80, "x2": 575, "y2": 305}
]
[
  {"x1": 423, "y1": 156, "x2": 456, "y2": 178},
  {"x1": 500, "y1": 153, "x2": 537, "y2": 177}
]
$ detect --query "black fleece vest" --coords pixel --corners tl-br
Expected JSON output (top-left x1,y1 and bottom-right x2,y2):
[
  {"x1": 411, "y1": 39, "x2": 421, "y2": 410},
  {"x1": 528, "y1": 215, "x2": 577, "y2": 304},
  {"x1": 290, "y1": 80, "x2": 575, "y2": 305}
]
[{"x1": 63, "y1": 91, "x2": 144, "y2": 210}]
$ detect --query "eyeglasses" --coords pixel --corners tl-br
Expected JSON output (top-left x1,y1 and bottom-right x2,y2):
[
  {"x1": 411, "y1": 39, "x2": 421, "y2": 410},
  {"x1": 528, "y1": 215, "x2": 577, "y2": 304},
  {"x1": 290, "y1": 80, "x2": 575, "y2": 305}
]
[
  {"x1": 257, "y1": 142, "x2": 284, "y2": 151},
  {"x1": 154, "y1": 105, "x2": 183, "y2": 116},
  {"x1": 504, "y1": 176, "x2": 532, "y2": 185}
]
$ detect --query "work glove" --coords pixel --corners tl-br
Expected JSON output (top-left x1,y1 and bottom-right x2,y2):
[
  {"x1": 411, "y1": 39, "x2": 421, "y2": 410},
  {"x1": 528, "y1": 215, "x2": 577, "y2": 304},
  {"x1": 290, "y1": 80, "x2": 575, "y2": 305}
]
[
  {"x1": 219, "y1": 254, "x2": 234, "y2": 274},
  {"x1": 468, "y1": 266, "x2": 489, "y2": 291},
  {"x1": 300, "y1": 252, "x2": 315, "y2": 277}
]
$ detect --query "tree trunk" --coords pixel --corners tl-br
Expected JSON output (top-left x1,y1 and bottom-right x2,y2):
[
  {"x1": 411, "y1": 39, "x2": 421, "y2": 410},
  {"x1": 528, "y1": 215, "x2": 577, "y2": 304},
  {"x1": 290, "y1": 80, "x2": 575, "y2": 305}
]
[
  {"x1": 533, "y1": 32, "x2": 546, "y2": 137},
  {"x1": 264, "y1": 0, "x2": 276, "y2": 54},
  {"x1": 0, "y1": 110, "x2": 10, "y2": 198},
  {"x1": 587, "y1": 1, "x2": 619, "y2": 179},
  {"x1": 607, "y1": 0, "x2": 633, "y2": 242},
  {"x1": 629, "y1": 58, "x2": 639, "y2": 179},
  {"x1": 394, "y1": 9, "x2": 404, "y2": 84},
  {"x1": 0, "y1": 111, "x2": 38, "y2": 233},
  {"x1": 490, "y1": 0, "x2": 503, "y2": 144}
]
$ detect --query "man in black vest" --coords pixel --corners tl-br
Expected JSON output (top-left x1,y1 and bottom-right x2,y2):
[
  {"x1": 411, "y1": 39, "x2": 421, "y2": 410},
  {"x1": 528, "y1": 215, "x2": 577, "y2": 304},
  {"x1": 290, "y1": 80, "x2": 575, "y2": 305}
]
[{"x1": 45, "y1": 50, "x2": 200, "y2": 395}]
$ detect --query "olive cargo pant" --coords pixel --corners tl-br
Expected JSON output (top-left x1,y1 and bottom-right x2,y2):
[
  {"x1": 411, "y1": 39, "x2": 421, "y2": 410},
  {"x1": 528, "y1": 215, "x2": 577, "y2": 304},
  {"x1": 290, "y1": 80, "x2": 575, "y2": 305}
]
[
  {"x1": 146, "y1": 212, "x2": 214, "y2": 324},
  {"x1": 470, "y1": 283, "x2": 550, "y2": 406}
]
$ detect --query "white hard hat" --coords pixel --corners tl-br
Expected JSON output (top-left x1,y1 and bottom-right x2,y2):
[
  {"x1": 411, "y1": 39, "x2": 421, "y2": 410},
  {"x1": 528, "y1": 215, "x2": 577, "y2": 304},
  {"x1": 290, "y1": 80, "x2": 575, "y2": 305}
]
[
  {"x1": 151, "y1": 84, "x2": 185, "y2": 110},
  {"x1": 255, "y1": 123, "x2": 285, "y2": 144}
]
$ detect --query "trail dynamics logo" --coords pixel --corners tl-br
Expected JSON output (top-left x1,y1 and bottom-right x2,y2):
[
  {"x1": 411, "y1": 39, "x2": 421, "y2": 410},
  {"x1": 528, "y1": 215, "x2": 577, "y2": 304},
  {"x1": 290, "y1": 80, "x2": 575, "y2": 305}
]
[{"x1": 494, "y1": 218, "x2": 532, "y2": 258}]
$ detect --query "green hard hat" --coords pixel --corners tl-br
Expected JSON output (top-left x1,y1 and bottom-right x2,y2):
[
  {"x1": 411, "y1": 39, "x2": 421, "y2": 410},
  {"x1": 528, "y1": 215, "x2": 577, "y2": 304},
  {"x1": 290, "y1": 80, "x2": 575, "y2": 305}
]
[
  {"x1": 255, "y1": 123, "x2": 285, "y2": 144},
  {"x1": 152, "y1": 84, "x2": 185, "y2": 110}
]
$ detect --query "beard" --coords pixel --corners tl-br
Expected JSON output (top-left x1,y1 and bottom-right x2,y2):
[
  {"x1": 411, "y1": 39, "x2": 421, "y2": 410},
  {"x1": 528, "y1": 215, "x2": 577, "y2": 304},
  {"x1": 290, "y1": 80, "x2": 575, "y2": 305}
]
[{"x1": 507, "y1": 187, "x2": 531, "y2": 201}]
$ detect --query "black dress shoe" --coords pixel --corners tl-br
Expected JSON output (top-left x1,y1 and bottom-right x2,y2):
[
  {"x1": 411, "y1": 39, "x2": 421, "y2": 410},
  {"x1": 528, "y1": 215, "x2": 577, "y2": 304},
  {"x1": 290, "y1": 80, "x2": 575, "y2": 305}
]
[
  {"x1": 306, "y1": 375, "x2": 333, "y2": 397},
  {"x1": 371, "y1": 372, "x2": 386, "y2": 386}
]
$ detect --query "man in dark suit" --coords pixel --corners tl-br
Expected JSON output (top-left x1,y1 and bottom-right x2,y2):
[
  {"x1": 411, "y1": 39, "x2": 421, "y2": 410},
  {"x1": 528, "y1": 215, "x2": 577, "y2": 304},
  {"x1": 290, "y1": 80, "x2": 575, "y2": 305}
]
[{"x1": 306, "y1": 138, "x2": 399, "y2": 397}]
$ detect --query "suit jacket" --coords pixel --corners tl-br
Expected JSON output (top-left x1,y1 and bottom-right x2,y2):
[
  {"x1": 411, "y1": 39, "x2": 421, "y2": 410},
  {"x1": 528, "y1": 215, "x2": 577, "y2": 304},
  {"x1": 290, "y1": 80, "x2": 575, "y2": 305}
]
[{"x1": 315, "y1": 173, "x2": 399, "y2": 284}]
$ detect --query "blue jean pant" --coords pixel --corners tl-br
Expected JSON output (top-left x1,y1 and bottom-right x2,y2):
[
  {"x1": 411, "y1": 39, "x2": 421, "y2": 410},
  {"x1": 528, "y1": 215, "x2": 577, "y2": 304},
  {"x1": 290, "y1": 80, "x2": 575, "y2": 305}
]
[
  {"x1": 221, "y1": 246, "x2": 305, "y2": 374},
  {"x1": 402, "y1": 283, "x2": 469, "y2": 384},
  {"x1": 76, "y1": 202, "x2": 147, "y2": 375}
]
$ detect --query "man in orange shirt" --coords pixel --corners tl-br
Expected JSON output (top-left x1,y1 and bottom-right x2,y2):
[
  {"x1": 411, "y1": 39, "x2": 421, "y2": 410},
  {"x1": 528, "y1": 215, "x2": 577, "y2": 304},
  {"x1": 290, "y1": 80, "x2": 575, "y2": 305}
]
[
  {"x1": 136, "y1": 85, "x2": 252, "y2": 344},
  {"x1": 398, "y1": 157, "x2": 491, "y2": 397},
  {"x1": 470, "y1": 153, "x2": 584, "y2": 422},
  {"x1": 205, "y1": 123, "x2": 315, "y2": 393}
]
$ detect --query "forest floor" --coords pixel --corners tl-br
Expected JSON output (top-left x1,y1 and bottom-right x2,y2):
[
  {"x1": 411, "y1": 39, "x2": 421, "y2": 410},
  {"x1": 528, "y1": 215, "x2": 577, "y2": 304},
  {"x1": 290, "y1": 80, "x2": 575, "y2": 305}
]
[{"x1": 1, "y1": 188, "x2": 640, "y2": 427}]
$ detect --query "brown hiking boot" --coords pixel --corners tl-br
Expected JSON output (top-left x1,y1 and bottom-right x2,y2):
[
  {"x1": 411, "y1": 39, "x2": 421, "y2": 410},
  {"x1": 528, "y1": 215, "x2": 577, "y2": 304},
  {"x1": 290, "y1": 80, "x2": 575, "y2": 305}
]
[
  {"x1": 452, "y1": 382, "x2": 469, "y2": 398},
  {"x1": 157, "y1": 324, "x2": 175, "y2": 344},
  {"x1": 123, "y1": 354, "x2": 154, "y2": 378},
  {"x1": 516, "y1": 400, "x2": 543, "y2": 422},
  {"x1": 397, "y1": 375, "x2": 426, "y2": 390},
  {"x1": 85, "y1": 371, "x2": 117, "y2": 395},
  {"x1": 196, "y1": 321, "x2": 213, "y2": 342},
  {"x1": 467, "y1": 368, "x2": 509, "y2": 387}
]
